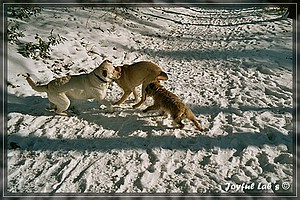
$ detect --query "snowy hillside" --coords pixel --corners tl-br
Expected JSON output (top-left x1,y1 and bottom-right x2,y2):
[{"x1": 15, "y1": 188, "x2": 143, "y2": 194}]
[{"x1": 5, "y1": 6, "x2": 294, "y2": 195}]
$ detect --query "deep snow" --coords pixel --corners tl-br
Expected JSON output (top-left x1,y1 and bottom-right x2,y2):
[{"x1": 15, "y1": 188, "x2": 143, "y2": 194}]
[{"x1": 4, "y1": 5, "x2": 295, "y2": 195}]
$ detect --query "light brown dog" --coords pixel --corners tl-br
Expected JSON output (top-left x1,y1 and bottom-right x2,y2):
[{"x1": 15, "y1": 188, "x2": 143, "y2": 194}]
[
  {"x1": 114, "y1": 61, "x2": 168, "y2": 108},
  {"x1": 143, "y1": 82, "x2": 204, "y2": 131},
  {"x1": 26, "y1": 60, "x2": 121, "y2": 115}
]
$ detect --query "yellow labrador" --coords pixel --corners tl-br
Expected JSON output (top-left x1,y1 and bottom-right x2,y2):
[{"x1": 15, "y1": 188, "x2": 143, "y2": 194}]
[
  {"x1": 114, "y1": 61, "x2": 168, "y2": 108},
  {"x1": 26, "y1": 60, "x2": 121, "y2": 115}
]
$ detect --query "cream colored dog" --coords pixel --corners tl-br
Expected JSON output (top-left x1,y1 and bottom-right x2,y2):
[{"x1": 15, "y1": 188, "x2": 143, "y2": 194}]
[
  {"x1": 143, "y1": 82, "x2": 204, "y2": 131},
  {"x1": 25, "y1": 60, "x2": 121, "y2": 115},
  {"x1": 114, "y1": 61, "x2": 168, "y2": 108}
]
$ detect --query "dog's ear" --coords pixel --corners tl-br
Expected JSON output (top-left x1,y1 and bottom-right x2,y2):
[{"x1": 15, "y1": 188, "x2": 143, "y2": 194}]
[
  {"x1": 115, "y1": 66, "x2": 121, "y2": 72},
  {"x1": 102, "y1": 70, "x2": 107, "y2": 77}
]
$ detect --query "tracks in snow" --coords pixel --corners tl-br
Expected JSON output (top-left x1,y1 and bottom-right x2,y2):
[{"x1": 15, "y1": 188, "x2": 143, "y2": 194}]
[{"x1": 6, "y1": 7, "x2": 293, "y2": 193}]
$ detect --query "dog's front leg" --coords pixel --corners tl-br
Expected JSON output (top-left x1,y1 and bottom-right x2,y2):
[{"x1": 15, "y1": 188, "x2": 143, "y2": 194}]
[
  {"x1": 143, "y1": 104, "x2": 159, "y2": 113},
  {"x1": 99, "y1": 99, "x2": 114, "y2": 113}
]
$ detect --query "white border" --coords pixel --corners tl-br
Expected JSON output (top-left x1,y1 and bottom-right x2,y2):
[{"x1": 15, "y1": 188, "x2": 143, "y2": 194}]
[{"x1": 2, "y1": 2, "x2": 298, "y2": 198}]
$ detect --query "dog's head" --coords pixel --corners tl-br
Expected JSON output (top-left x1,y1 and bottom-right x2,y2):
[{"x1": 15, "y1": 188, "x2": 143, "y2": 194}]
[
  {"x1": 145, "y1": 81, "x2": 163, "y2": 96},
  {"x1": 114, "y1": 66, "x2": 123, "y2": 77},
  {"x1": 94, "y1": 60, "x2": 121, "y2": 82}
]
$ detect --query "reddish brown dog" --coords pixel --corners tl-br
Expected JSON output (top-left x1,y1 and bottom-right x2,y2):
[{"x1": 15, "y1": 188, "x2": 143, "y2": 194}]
[{"x1": 143, "y1": 82, "x2": 204, "y2": 131}]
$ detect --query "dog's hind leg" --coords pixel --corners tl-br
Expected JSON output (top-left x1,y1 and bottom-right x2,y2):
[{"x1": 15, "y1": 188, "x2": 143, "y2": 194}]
[
  {"x1": 173, "y1": 115, "x2": 185, "y2": 129},
  {"x1": 132, "y1": 83, "x2": 147, "y2": 108},
  {"x1": 47, "y1": 102, "x2": 56, "y2": 111},
  {"x1": 48, "y1": 93, "x2": 70, "y2": 115},
  {"x1": 132, "y1": 87, "x2": 139, "y2": 103}
]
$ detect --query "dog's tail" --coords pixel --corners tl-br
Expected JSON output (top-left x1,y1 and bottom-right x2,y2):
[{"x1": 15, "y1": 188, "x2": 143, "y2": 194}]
[
  {"x1": 186, "y1": 108, "x2": 204, "y2": 131},
  {"x1": 156, "y1": 71, "x2": 168, "y2": 81},
  {"x1": 25, "y1": 74, "x2": 48, "y2": 92}
]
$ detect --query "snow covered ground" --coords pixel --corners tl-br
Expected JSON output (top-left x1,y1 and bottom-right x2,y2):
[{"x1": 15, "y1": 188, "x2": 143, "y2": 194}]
[{"x1": 4, "y1": 5, "x2": 295, "y2": 195}]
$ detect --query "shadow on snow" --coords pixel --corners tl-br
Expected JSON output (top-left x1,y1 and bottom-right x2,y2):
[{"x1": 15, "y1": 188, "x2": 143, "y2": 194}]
[
  {"x1": 7, "y1": 129, "x2": 293, "y2": 154},
  {"x1": 6, "y1": 94, "x2": 294, "y2": 154}
]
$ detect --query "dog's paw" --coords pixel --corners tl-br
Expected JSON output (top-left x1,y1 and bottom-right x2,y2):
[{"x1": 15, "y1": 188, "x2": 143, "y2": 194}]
[
  {"x1": 104, "y1": 110, "x2": 114, "y2": 114},
  {"x1": 132, "y1": 104, "x2": 140, "y2": 109},
  {"x1": 106, "y1": 106, "x2": 114, "y2": 113},
  {"x1": 56, "y1": 112, "x2": 68, "y2": 116},
  {"x1": 112, "y1": 101, "x2": 120, "y2": 106}
]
